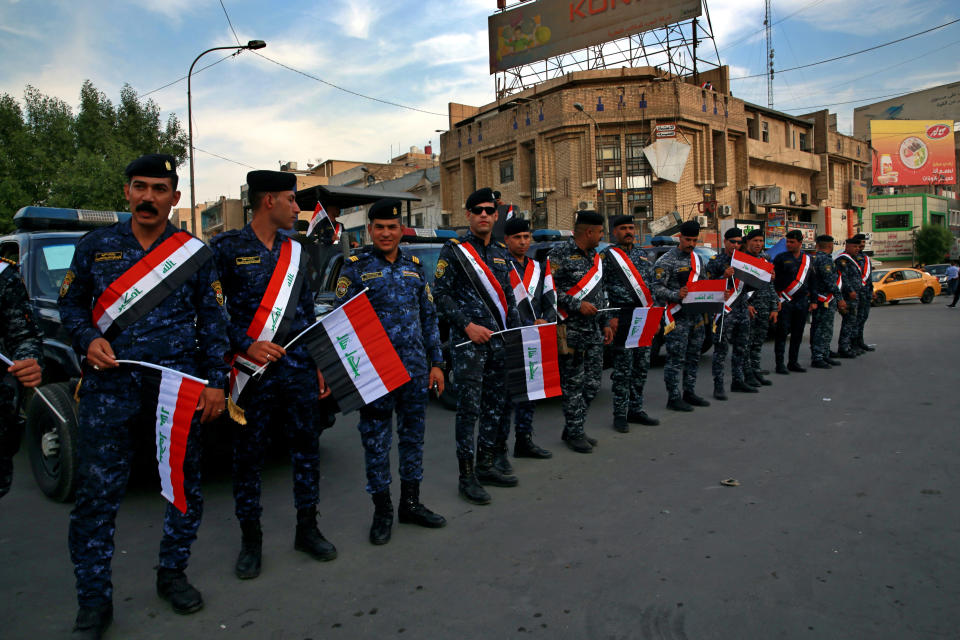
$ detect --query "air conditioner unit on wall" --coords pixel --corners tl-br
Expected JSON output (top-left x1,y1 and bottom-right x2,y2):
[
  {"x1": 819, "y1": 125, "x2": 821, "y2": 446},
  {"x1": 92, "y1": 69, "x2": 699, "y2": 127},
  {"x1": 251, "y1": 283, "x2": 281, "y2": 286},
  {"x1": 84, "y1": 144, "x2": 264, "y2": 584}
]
[
  {"x1": 718, "y1": 204, "x2": 732, "y2": 217},
  {"x1": 695, "y1": 215, "x2": 708, "y2": 227},
  {"x1": 578, "y1": 200, "x2": 595, "y2": 211}
]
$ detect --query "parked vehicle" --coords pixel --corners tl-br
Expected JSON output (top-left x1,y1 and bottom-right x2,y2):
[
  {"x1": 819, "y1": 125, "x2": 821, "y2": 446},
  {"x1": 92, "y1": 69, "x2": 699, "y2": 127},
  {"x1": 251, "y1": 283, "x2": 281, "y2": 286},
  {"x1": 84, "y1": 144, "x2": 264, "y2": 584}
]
[
  {"x1": 920, "y1": 263, "x2": 951, "y2": 294},
  {"x1": 871, "y1": 267, "x2": 940, "y2": 305}
]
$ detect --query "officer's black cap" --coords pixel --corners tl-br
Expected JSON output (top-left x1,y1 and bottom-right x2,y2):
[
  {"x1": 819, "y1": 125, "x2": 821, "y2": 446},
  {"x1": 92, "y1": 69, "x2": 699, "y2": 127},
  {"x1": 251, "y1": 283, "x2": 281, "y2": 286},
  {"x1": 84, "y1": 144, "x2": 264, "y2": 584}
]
[
  {"x1": 368, "y1": 198, "x2": 403, "y2": 221},
  {"x1": 504, "y1": 217, "x2": 530, "y2": 236},
  {"x1": 466, "y1": 187, "x2": 495, "y2": 210},
  {"x1": 493, "y1": 190, "x2": 502, "y2": 200},
  {"x1": 745, "y1": 229, "x2": 764, "y2": 241},
  {"x1": 125, "y1": 153, "x2": 178, "y2": 187},
  {"x1": 785, "y1": 229, "x2": 804, "y2": 241},
  {"x1": 247, "y1": 170, "x2": 297, "y2": 193},
  {"x1": 845, "y1": 236, "x2": 860, "y2": 244},
  {"x1": 575, "y1": 210, "x2": 604, "y2": 226},
  {"x1": 679, "y1": 220, "x2": 700, "y2": 237},
  {"x1": 724, "y1": 227, "x2": 743, "y2": 240},
  {"x1": 816, "y1": 234, "x2": 834, "y2": 243},
  {"x1": 852, "y1": 233, "x2": 866, "y2": 242},
  {"x1": 610, "y1": 214, "x2": 634, "y2": 228}
]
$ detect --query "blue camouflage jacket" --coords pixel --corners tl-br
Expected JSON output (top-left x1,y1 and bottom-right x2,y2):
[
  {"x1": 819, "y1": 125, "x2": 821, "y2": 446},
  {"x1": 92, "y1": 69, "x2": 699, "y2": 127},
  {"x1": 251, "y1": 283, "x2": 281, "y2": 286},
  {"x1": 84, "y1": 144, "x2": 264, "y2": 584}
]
[
  {"x1": 809, "y1": 251, "x2": 842, "y2": 305},
  {"x1": 0, "y1": 259, "x2": 42, "y2": 361}
]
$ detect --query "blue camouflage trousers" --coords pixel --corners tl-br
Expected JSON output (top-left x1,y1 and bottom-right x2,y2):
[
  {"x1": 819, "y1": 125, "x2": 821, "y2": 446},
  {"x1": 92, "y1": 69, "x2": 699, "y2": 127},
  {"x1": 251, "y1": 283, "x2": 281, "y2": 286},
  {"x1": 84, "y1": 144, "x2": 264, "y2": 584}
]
[
  {"x1": 0, "y1": 382, "x2": 21, "y2": 498},
  {"x1": 838, "y1": 296, "x2": 860, "y2": 352},
  {"x1": 712, "y1": 312, "x2": 749, "y2": 386},
  {"x1": 610, "y1": 346, "x2": 650, "y2": 418},
  {"x1": 233, "y1": 370, "x2": 320, "y2": 522},
  {"x1": 856, "y1": 291, "x2": 870, "y2": 344},
  {"x1": 453, "y1": 338, "x2": 506, "y2": 459},
  {"x1": 559, "y1": 344, "x2": 602, "y2": 437},
  {"x1": 747, "y1": 313, "x2": 771, "y2": 378},
  {"x1": 498, "y1": 398, "x2": 536, "y2": 445},
  {"x1": 356, "y1": 374, "x2": 428, "y2": 495},
  {"x1": 663, "y1": 315, "x2": 705, "y2": 400},
  {"x1": 809, "y1": 303, "x2": 836, "y2": 362},
  {"x1": 70, "y1": 389, "x2": 203, "y2": 608}
]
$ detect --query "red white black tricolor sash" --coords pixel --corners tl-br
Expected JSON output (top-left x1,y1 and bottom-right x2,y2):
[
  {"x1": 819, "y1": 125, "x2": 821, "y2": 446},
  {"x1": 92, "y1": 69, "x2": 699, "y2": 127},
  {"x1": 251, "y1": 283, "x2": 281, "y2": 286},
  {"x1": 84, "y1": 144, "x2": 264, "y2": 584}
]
[
  {"x1": 606, "y1": 247, "x2": 653, "y2": 307},
  {"x1": 558, "y1": 253, "x2": 603, "y2": 320},
  {"x1": 777, "y1": 253, "x2": 811, "y2": 302},
  {"x1": 613, "y1": 306, "x2": 665, "y2": 348},
  {"x1": 664, "y1": 251, "x2": 702, "y2": 331},
  {"x1": 503, "y1": 323, "x2": 562, "y2": 402},
  {"x1": 860, "y1": 255, "x2": 872, "y2": 286},
  {"x1": 453, "y1": 241, "x2": 509, "y2": 330},
  {"x1": 92, "y1": 231, "x2": 211, "y2": 341},
  {"x1": 301, "y1": 290, "x2": 410, "y2": 414},
  {"x1": 509, "y1": 264, "x2": 538, "y2": 325},
  {"x1": 542, "y1": 260, "x2": 557, "y2": 319},
  {"x1": 731, "y1": 249, "x2": 774, "y2": 290},
  {"x1": 819, "y1": 272, "x2": 843, "y2": 304},
  {"x1": 246, "y1": 239, "x2": 305, "y2": 345},
  {"x1": 119, "y1": 360, "x2": 206, "y2": 514}
]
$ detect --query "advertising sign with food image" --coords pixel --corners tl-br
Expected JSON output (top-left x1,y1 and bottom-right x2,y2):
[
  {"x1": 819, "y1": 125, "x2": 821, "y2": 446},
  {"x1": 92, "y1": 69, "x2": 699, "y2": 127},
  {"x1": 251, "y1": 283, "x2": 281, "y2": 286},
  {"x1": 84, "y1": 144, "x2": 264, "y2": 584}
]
[{"x1": 870, "y1": 120, "x2": 955, "y2": 186}]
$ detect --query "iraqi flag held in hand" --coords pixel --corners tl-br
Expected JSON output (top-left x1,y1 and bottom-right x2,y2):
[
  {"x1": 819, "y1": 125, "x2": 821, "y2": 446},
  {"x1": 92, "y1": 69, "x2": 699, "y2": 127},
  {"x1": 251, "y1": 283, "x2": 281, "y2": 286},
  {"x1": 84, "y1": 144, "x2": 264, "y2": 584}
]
[
  {"x1": 307, "y1": 202, "x2": 340, "y2": 242},
  {"x1": 301, "y1": 290, "x2": 410, "y2": 414},
  {"x1": 681, "y1": 280, "x2": 727, "y2": 315},
  {"x1": 731, "y1": 250, "x2": 774, "y2": 290},
  {"x1": 226, "y1": 353, "x2": 265, "y2": 425},
  {"x1": 613, "y1": 306, "x2": 665, "y2": 348},
  {"x1": 503, "y1": 323, "x2": 562, "y2": 402},
  {"x1": 119, "y1": 360, "x2": 207, "y2": 514}
]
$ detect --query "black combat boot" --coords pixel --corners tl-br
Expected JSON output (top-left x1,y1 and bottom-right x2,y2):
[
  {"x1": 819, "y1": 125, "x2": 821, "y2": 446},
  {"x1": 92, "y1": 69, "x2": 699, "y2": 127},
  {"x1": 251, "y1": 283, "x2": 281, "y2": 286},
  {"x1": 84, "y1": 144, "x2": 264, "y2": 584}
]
[
  {"x1": 858, "y1": 341, "x2": 875, "y2": 352},
  {"x1": 369, "y1": 490, "x2": 393, "y2": 545},
  {"x1": 683, "y1": 391, "x2": 710, "y2": 407},
  {"x1": 613, "y1": 415, "x2": 630, "y2": 433},
  {"x1": 810, "y1": 359, "x2": 831, "y2": 369},
  {"x1": 825, "y1": 357, "x2": 842, "y2": 366},
  {"x1": 748, "y1": 371, "x2": 772, "y2": 386},
  {"x1": 235, "y1": 519, "x2": 262, "y2": 580},
  {"x1": 666, "y1": 396, "x2": 693, "y2": 412},
  {"x1": 731, "y1": 379, "x2": 759, "y2": 392},
  {"x1": 514, "y1": 433, "x2": 552, "y2": 458},
  {"x1": 294, "y1": 505, "x2": 338, "y2": 561},
  {"x1": 475, "y1": 447, "x2": 519, "y2": 487},
  {"x1": 713, "y1": 380, "x2": 728, "y2": 401},
  {"x1": 493, "y1": 441, "x2": 514, "y2": 475},
  {"x1": 398, "y1": 480, "x2": 446, "y2": 528},
  {"x1": 72, "y1": 603, "x2": 112, "y2": 639},
  {"x1": 457, "y1": 457, "x2": 490, "y2": 505},
  {"x1": 787, "y1": 362, "x2": 806, "y2": 372},
  {"x1": 156, "y1": 568, "x2": 204, "y2": 614},
  {"x1": 628, "y1": 411, "x2": 659, "y2": 425},
  {"x1": 775, "y1": 357, "x2": 789, "y2": 374},
  {"x1": 562, "y1": 430, "x2": 593, "y2": 453},
  {"x1": 835, "y1": 348, "x2": 857, "y2": 358}
]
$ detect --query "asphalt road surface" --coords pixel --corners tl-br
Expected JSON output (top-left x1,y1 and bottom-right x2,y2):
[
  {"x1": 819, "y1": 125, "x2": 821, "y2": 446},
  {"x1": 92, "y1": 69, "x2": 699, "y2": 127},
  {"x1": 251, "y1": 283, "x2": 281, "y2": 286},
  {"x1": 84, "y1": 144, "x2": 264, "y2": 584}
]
[{"x1": 1, "y1": 302, "x2": 957, "y2": 639}]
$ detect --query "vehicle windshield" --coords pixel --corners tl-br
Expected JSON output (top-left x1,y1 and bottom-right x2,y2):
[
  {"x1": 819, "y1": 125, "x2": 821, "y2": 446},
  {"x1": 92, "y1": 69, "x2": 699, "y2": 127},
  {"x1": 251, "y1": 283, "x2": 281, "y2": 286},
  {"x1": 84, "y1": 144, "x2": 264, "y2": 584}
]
[
  {"x1": 924, "y1": 264, "x2": 947, "y2": 275},
  {"x1": 871, "y1": 270, "x2": 887, "y2": 283},
  {"x1": 29, "y1": 235, "x2": 80, "y2": 299},
  {"x1": 694, "y1": 246, "x2": 718, "y2": 261}
]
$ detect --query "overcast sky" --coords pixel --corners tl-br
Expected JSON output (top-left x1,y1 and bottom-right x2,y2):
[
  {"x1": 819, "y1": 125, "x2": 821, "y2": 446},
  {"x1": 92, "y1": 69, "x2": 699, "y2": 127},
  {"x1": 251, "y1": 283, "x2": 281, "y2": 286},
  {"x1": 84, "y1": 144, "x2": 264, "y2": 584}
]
[{"x1": 0, "y1": 0, "x2": 957, "y2": 202}]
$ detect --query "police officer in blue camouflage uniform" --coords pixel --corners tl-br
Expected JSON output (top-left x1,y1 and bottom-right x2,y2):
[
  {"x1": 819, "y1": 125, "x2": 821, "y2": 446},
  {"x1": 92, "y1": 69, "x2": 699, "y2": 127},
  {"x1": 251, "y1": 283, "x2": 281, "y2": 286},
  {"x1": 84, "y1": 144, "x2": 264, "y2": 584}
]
[
  {"x1": 808, "y1": 234, "x2": 847, "y2": 368},
  {"x1": 335, "y1": 198, "x2": 447, "y2": 545},
  {"x1": 651, "y1": 219, "x2": 711, "y2": 412},
  {"x1": 772, "y1": 229, "x2": 816, "y2": 374},
  {"x1": 499, "y1": 217, "x2": 553, "y2": 461},
  {"x1": 600, "y1": 214, "x2": 659, "y2": 432},
  {"x1": 835, "y1": 237, "x2": 863, "y2": 358},
  {"x1": 0, "y1": 258, "x2": 43, "y2": 498},
  {"x1": 743, "y1": 229, "x2": 778, "y2": 387},
  {"x1": 59, "y1": 154, "x2": 229, "y2": 638},
  {"x1": 707, "y1": 227, "x2": 757, "y2": 400},
  {"x1": 211, "y1": 170, "x2": 337, "y2": 580},
  {"x1": 434, "y1": 187, "x2": 520, "y2": 504},
  {"x1": 548, "y1": 210, "x2": 614, "y2": 452},
  {"x1": 855, "y1": 235, "x2": 876, "y2": 353}
]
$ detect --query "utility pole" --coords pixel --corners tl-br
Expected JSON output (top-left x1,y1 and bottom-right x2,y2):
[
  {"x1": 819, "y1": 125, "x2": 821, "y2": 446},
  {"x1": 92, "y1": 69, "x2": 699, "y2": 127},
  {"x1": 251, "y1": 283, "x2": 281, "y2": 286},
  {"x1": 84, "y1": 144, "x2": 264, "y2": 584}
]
[{"x1": 765, "y1": 0, "x2": 774, "y2": 108}]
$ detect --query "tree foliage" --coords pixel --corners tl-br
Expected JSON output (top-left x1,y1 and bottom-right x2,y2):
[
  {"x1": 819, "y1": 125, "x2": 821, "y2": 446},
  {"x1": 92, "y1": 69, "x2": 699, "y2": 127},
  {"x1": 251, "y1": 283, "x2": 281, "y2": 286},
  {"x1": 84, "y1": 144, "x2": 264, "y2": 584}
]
[
  {"x1": 914, "y1": 224, "x2": 953, "y2": 265},
  {"x1": 0, "y1": 80, "x2": 187, "y2": 232}
]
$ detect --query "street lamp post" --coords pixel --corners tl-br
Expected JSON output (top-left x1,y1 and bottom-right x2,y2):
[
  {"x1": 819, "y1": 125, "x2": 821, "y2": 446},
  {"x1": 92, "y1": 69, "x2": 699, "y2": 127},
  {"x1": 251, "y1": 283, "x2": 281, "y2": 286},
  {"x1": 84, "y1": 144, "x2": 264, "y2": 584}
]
[
  {"x1": 573, "y1": 102, "x2": 604, "y2": 230},
  {"x1": 187, "y1": 39, "x2": 266, "y2": 214}
]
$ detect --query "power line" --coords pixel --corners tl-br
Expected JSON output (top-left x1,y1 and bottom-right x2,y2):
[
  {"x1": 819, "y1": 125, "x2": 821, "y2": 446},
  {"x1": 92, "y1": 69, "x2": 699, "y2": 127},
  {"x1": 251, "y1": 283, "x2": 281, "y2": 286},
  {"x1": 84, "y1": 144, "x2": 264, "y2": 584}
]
[
  {"x1": 140, "y1": 52, "x2": 237, "y2": 97},
  {"x1": 253, "y1": 52, "x2": 447, "y2": 117},
  {"x1": 193, "y1": 146, "x2": 258, "y2": 170},
  {"x1": 777, "y1": 90, "x2": 932, "y2": 112},
  {"x1": 219, "y1": 0, "x2": 241, "y2": 46},
  {"x1": 731, "y1": 18, "x2": 960, "y2": 80}
]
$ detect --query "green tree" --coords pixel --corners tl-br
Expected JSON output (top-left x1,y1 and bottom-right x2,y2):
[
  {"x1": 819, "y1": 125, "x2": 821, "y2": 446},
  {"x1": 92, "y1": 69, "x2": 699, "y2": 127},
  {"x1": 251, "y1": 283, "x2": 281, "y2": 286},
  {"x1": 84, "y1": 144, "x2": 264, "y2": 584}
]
[
  {"x1": 914, "y1": 224, "x2": 953, "y2": 265},
  {"x1": 0, "y1": 81, "x2": 188, "y2": 232}
]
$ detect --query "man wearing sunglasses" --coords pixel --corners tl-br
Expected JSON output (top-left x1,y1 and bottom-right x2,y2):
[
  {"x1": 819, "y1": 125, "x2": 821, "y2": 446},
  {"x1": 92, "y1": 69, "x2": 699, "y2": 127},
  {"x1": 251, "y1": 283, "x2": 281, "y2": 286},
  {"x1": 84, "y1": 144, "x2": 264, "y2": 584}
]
[{"x1": 434, "y1": 188, "x2": 521, "y2": 505}]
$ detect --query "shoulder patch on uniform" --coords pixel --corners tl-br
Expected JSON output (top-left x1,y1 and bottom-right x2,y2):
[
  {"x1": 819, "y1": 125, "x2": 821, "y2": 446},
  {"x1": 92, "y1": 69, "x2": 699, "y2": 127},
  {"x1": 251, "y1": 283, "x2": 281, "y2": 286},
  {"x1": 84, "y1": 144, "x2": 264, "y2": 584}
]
[
  {"x1": 59, "y1": 269, "x2": 75, "y2": 298},
  {"x1": 825, "y1": 265, "x2": 832, "y2": 272},
  {"x1": 94, "y1": 251, "x2": 123, "y2": 262},
  {"x1": 435, "y1": 259, "x2": 448, "y2": 279},
  {"x1": 211, "y1": 280, "x2": 225, "y2": 305},
  {"x1": 236, "y1": 256, "x2": 261, "y2": 265},
  {"x1": 348, "y1": 255, "x2": 360, "y2": 262},
  {"x1": 336, "y1": 276, "x2": 350, "y2": 298},
  {"x1": 655, "y1": 267, "x2": 665, "y2": 278},
  {"x1": 410, "y1": 255, "x2": 420, "y2": 265}
]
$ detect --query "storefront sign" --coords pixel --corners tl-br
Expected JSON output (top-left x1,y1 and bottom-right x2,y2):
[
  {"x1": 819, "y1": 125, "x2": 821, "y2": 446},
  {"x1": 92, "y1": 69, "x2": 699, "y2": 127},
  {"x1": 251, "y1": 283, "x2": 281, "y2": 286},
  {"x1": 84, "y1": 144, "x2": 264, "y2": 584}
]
[{"x1": 870, "y1": 120, "x2": 956, "y2": 186}]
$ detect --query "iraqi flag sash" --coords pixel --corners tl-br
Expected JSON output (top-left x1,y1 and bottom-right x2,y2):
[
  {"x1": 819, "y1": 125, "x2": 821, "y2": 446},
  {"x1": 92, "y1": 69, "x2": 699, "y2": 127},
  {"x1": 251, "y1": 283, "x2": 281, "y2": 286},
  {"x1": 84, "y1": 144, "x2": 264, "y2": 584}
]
[
  {"x1": 613, "y1": 306, "x2": 665, "y2": 348},
  {"x1": 542, "y1": 260, "x2": 558, "y2": 321},
  {"x1": 680, "y1": 279, "x2": 726, "y2": 315},
  {"x1": 246, "y1": 239, "x2": 305, "y2": 345},
  {"x1": 503, "y1": 323, "x2": 562, "y2": 402},
  {"x1": 731, "y1": 249, "x2": 774, "y2": 290},
  {"x1": 607, "y1": 247, "x2": 653, "y2": 307},
  {"x1": 119, "y1": 360, "x2": 207, "y2": 514},
  {"x1": 777, "y1": 253, "x2": 811, "y2": 302},
  {"x1": 819, "y1": 272, "x2": 843, "y2": 304},
  {"x1": 557, "y1": 253, "x2": 603, "y2": 320},
  {"x1": 92, "y1": 231, "x2": 211, "y2": 341},
  {"x1": 509, "y1": 264, "x2": 538, "y2": 325},
  {"x1": 302, "y1": 290, "x2": 411, "y2": 414},
  {"x1": 860, "y1": 255, "x2": 872, "y2": 285},
  {"x1": 453, "y1": 241, "x2": 509, "y2": 330}
]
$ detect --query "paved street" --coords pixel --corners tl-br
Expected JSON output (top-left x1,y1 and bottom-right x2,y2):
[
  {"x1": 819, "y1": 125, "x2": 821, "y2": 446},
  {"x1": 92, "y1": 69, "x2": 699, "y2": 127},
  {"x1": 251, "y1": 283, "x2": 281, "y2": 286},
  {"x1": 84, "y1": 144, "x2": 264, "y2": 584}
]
[{"x1": 1, "y1": 302, "x2": 958, "y2": 639}]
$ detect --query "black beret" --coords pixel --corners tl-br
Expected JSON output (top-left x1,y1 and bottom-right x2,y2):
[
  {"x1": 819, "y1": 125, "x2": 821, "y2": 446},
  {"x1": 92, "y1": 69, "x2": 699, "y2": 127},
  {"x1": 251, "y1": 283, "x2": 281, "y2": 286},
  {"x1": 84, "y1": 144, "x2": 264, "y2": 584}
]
[
  {"x1": 504, "y1": 217, "x2": 530, "y2": 236},
  {"x1": 679, "y1": 220, "x2": 700, "y2": 237},
  {"x1": 610, "y1": 214, "x2": 634, "y2": 228},
  {"x1": 466, "y1": 187, "x2": 495, "y2": 210},
  {"x1": 493, "y1": 190, "x2": 502, "y2": 200},
  {"x1": 247, "y1": 170, "x2": 297, "y2": 192},
  {"x1": 852, "y1": 233, "x2": 866, "y2": 242},
  {"x1": 745, "y1": 229, "x2": 764, "y2": 241},
  {"x1": 785, "y1": 229, "x2": 804, "y2": 241},
  {"x1": 125, "y1": 153, "x2": 177, "y2": 182},
  {"x1": 724, "y1": 227, "x2": 743, "y2": 240},
  {"x1": 575, "y1": 210, "x2": 604, "y2": 226},
  {"x1": 368, "y1": 198, "x2": 403, "y2": 221},
  {"x1": 816, "y1": 234, "x2": 834, "y2": 243},
  {"x1": 845, "y1": 236, "x2": 859, "y2": 244}
]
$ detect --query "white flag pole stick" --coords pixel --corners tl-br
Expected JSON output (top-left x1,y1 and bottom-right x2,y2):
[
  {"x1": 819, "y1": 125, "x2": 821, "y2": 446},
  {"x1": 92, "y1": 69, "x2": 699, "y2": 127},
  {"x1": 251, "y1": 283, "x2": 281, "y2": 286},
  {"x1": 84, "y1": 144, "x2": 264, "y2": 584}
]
[
  {"x1": 114, "y1": 360, "x2": 209, "y2": 386},
  {"x1": 455, "y1": 327, "x2": 511, "y2": 349},
  {"x1": 1, "y1": 352, "x2": 69, "y2": 424}
]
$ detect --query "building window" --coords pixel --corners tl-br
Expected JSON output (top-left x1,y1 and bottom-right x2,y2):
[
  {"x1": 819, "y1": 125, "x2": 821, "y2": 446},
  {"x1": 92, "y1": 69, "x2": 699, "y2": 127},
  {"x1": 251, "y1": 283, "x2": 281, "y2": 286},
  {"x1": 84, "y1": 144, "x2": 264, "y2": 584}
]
[
  {"x1": 931, "y1": 213, "x2": 946, "y2": 227},
  {"x1": 799, "y1": 132, "x2": 808, "y2": 151},
  {"x1": 499, "y1": 159, "x2": 514, "y2": 184},
  {"x1": 873, "y1": 212, "x2": 912, "y2": 231},
  {"x1": 761, "y1": 121, "x2": 769, "y2": 143},
  {"x1": 747, "y1": 118, "x2": 759, "y2": 140},
  {"x1": 181, "y1": 221, "x2": 187, "y2": 230},
  {"x1": 836, "y1": 137, "x2": 842, "y2": 152},
  {"x1": 829, "y1": 162, "x2": 835, "y2": 190},
  {"x1": 596, "y1": 134, "x2": 621, "y2": 191},
  {"x1": 625, "y1": 133, "x2": 653, "y2": 214}
]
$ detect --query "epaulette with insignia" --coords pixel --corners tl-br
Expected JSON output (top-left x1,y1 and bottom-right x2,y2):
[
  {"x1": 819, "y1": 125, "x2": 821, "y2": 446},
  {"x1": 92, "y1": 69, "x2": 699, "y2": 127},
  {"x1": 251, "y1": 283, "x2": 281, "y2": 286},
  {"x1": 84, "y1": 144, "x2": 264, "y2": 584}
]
[
  {"x1": 411, "y1": 255, "x2": 420, "y2": 265},
  {"x1": 497, "y1": 241, "x2": 506, "y2": 248},
  {"x1": 348, "y1": 255, "x2": 360, "y2": 262},
  {"x1": 450, "y1": 238, "x2": 460, "y2": 245}
]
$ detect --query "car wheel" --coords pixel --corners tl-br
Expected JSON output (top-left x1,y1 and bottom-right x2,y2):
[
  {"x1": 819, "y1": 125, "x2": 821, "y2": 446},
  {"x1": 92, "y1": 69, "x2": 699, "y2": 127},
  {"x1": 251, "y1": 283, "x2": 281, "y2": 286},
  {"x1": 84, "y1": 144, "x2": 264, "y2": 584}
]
[
  {"x1": 439, "y1": 343, "x2": 458, "y2": 411},
  {"x1": 921, "y1": 288, "x2": 935, "y2": 304},
  {"x1": 25, "y1": 380, "x2": 79, "y2": 502},
  {"x1": 872, "y1": 291, "x2": 886, "y2": 306}
]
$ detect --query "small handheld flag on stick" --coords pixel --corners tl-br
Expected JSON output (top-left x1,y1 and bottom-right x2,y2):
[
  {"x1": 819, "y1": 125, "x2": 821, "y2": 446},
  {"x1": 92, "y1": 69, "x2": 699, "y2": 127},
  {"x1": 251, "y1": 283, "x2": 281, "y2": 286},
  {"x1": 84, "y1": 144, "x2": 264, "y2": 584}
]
[
  {"x1": 611, "y1": 307, "x2": 665, "y2": 348},
  {"x1": 0, "y1": 352, "x2": 66, "y2": 424},
  {"x1": 502, "y1": 323, "x2": 562, "y2": 402}
]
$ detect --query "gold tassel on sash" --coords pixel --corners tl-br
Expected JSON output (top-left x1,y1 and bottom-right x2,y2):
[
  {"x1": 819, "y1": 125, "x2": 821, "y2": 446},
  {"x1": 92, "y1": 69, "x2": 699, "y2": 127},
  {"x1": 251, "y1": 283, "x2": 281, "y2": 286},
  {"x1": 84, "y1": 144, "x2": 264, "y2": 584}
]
[{"x1": 227, "y1": 397, "x2": 247, "y2": 425}]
